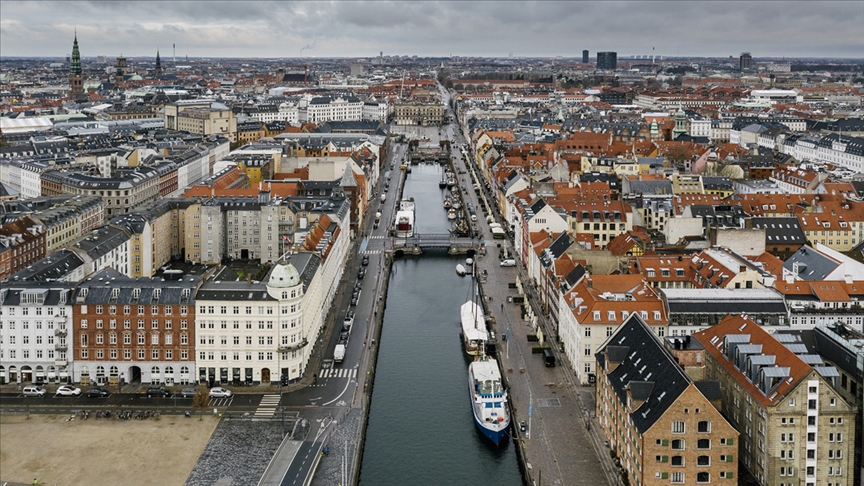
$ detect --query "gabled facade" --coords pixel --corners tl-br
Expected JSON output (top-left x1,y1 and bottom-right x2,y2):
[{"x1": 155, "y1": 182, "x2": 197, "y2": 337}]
[{"x1": 596, "y1": 314, "x2": 739, "y2": 486}]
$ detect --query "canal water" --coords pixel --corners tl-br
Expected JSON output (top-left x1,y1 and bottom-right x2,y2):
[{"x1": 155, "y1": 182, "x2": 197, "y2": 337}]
[{"x1": 359, "y1": 164, "x2": 522, "y2": 485}]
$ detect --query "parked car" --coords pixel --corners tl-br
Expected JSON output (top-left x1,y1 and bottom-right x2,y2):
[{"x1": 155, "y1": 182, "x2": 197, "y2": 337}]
[
  {"x1": 86, "y1": 387, "x2": 110, "y2": 398},
  {"x1": 146, "y1": 386, "x2": 171, "y2": 398},
  {"x1": 362, "y1": 256, "x2": 369, "y2": 266},
  {"x1": 56, "y1": 385, "x2": 82, "y2": 397},
  {"x1": 358, "y1": 268, "x2": 366, "y2": 279},
  {"x1": 22, "y1": 385, "x2": 47, "y2": 397},
  {"x1": 180, "y1": 387, "x2": 197, "y2": 398},
  {"x1": 350, "y1": 296, "x2": 359, "y2": 306},
  {"x1": 209, "y1": 387, "x2": 232, "y2": 398}
]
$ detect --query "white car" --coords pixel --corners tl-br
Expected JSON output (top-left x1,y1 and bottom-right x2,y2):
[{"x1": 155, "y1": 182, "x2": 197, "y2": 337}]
[
  {"x1": 209, "y1": 387, "x2": 232, "y2": 398},
  {"x1": 55, "y1": 385, "x2": 82, "y2": 397},
  {"x1": 500, "y1": 259, "x2": 516, "y2": 267}
]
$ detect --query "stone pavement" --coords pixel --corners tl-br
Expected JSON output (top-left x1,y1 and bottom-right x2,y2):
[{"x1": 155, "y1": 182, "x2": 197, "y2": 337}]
[
  {"x1": 310, "y1": 407, "x2": 362, "y2": 486},
  {"x1": 185, "y1": 418, "x2": 293, "y2": 486}
]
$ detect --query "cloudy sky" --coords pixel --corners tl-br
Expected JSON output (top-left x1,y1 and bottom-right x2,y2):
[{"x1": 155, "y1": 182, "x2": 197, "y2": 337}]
[{"x1": 1, "y1": 1, "x2": 862, "y2": 59}]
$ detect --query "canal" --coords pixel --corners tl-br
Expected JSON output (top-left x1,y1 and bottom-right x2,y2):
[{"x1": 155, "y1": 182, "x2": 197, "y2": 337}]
[{"x1": 358, "y1": 163, "x2": 522, "y2": 485}]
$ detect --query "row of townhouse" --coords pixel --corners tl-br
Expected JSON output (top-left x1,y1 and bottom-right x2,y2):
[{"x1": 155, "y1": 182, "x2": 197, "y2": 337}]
[{"x1": 0, "y1": 210, "x2": 349, "y2": 387}]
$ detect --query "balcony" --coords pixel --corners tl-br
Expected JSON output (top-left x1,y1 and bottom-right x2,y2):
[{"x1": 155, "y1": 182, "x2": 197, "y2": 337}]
[
  {"x1": 277, "y1": 339, "x2": 308, "y2": 353},
  {"x1": 54, "y1": 329, "x2": 67, "y2": 337},
  {"x1": 55, "y1": 345, "x2": 68, "y2": 352},
  {"x1": 55, "y1": 359, "x2": 67, "y2": 366}
]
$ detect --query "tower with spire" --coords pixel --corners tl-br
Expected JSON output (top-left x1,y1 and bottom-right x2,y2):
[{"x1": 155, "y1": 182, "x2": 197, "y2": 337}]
[
  {"x1": 69, "y1": 32, "x2": 84, "y2": 98},
  {"x1": 155, "y1": 50, "x2": 162, "y2": 77}
]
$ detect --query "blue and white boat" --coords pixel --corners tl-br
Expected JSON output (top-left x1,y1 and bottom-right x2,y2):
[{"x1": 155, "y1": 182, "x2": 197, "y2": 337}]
[{"x1": 468, "y1": 358, "x2": 510, "y2": 446}]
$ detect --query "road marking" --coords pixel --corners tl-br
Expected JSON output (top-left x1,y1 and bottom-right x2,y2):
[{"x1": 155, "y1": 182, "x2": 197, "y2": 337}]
[
  {"x1": 322, "y1": 375, "x2": 354, "y2": 407},
  {"x1": 317, "y1": 368, "x2": 357, "y2": 379}
]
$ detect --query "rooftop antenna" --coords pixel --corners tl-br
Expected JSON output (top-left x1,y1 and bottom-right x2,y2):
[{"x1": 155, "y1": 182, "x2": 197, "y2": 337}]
[{"x1": 173, "y1": 43, "x2": 176, "y2": 63}]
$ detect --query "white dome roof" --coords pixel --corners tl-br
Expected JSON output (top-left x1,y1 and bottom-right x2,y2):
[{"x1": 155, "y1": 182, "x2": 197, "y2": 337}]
[{"x1": 268, "y1": 263, "x2": 301, "y2": 288}]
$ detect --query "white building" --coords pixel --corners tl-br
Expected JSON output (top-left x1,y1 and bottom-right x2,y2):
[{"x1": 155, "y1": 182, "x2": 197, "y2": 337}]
[
  {"x1": 194, "y1": 208, "x2": 349, "y2": 385},
  {"x1": 362, "y1": 101, "x2": 389, "y2": 122},
  {"x1": 299, "y1": 95, "x2": 363, "y2": 124},
  {"x1": 0, "y1": 284, "x2": 74, "y2": 385}
]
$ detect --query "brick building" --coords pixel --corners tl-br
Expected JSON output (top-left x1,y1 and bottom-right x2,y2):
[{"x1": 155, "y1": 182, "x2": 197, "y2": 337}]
[
  {"x1": 72, "y1": 269, "x2": 201, "y2": 386},
  {"x1": 596, "y1": 314, "x2": 739, "y2": 485},
  {"x1": 0, "y1": 216, "x2": 46, "y2": 281}
]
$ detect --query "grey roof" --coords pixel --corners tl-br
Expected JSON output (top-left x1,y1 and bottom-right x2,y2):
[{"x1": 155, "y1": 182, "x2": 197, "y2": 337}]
[
  {"x1": 596, "y1": 314, "x2": 692, "y2": 434},
  {"x1": 0, "y1": 282, "x2": 75, "y2": 306},
  {"x1": 72, "y1": 225, "x2": 130, "y2": 260},
  {"x1": 7, "y1": 249, "x2": 86, "y2": 282},
  {"x1": 694, "y1": 381, "x2": 722, "y2": 400},
  {"x1": 750, "y1": 217, "x2": 807, "y2": 246},
  {"x1": 663, "y1": 288, "x2": 788, "y2": 314},
  {"x1": 75, "y1": 268, "x2": 201, "y2": 304},
  {"x1": 625, "y1": 179, "x2": 673, "y2": 196},
  {"x1": 782, "y1": 246, "x2": 840, "y2": 281}
]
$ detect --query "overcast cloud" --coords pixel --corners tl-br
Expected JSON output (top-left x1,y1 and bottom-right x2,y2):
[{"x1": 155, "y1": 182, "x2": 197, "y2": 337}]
[{"x1": 1, "y1": 1, "x2": 862, "y2": 59}]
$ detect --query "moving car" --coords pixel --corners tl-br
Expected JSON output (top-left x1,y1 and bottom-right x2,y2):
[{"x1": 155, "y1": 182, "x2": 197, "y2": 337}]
[
  {"x1": 362, "y1": 256, "x2": 369, "y2": 266},
  {"x1": 209, "y1": 387, "x2": 232, "y2": 398},
  {"x1": 86, "y1": 387, "x2": 110, "y2": 398},
  {"x1": 56, "y1": 385, "x2": 82, "y2": 397},
  {"x1": 146, "y1": 386, "x2": 172, "y2": 398},
  {"x1": 500, "y1": 259, "x2": 516, "y2": 267},
  {"x1": 23, "y1": 385, "x2": 47, "y2": 397}
]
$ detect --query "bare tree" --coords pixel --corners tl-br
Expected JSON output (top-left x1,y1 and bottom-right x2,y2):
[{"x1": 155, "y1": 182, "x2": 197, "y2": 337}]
[{"x1": 192, "y1": 386, "x2": 209, "y2": 420}]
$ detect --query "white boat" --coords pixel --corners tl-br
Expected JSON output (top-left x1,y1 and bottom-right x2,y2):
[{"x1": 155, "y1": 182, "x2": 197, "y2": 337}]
[
  {"x1": 465, "y1": 258, "x2": 474, "y2": 267},
  {"x1": 460, "y1": 301, "x2": 488, "y2": 356},
  {"x1": 395, "y1": 198, "x2": 415, "y2": 238},
  {"x1": 443, "y1": 197, "x2": 452, "y2": 209},
  {"x1": 456, "y1": 264, "x2": 468, "y2": 276},
  {"x1": 447, "y1": 208, "x2": 457, "y2": 220},
  {"x1": 469, "y1": 358, "x2": 510, "y2": 447}
]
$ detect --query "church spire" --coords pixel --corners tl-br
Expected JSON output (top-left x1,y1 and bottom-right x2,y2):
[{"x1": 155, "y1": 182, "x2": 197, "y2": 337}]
[
  {"x1": 69, "y1": 31, "x2": 84, "y2": 98},
  {"x1": 70, "y1": 30, "x2": 82, "y2": 76},
  {"x1": 155, "y1": 49, "x2": 162, "y2": 76}
]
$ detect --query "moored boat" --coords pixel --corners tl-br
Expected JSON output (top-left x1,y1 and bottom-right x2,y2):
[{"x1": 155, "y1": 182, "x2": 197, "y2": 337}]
[
  {"x1": 447, "y1": 208, "x2": 457, "y2": 220},
  {"x1": 395, "y1": 198, "x2": 415, "y2": 238},
  {"x1": 456, "y1": 264, "x2": 468, "y2": 276},
  {"x1": 460, "y1": 301, "x2": 487, "y2": 355},
  {"x1": 469, "y1": 358, "x2": 510, "y2": 447}
]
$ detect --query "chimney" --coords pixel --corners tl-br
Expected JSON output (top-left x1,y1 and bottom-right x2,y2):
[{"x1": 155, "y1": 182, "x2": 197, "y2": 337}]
[{"x1": 586, "y1": 279, "x2": 593, "y2": 289}]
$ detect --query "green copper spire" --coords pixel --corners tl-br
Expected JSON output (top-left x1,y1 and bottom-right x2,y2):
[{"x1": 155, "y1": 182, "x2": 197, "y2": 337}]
[{"x1": 70, "y1": 31, "x2": 82, "y2": 75}]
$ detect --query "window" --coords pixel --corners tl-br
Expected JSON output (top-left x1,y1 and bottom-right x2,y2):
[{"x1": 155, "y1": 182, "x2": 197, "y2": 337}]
[
  {"x1": 697, "y1": 439, "x2": 710, "y2": 450},
  {"x1": 671, "y1": 439, "x2": 685, "y2": 450},
  {"x1": 670, "y1": 472, "x2": 684, "y2": 483},
  {"x1": 696, "y1": 472, "x2": 709, "y2": 483},
  {"x1": 672, "y1": 421, "x2": 685, "y2": 434},
  {"x1": 584, "y1": 327, "x2": 591, "y2": 337},
  {"x1": 697, "y1": 455, "x2": 710, "y2": 466},
  {"x1": 671, "y1": 455, "x2": 684, "y2": 466},
  {"x1": 697, "y1": 421, "x2": 711, "y2": 433}
]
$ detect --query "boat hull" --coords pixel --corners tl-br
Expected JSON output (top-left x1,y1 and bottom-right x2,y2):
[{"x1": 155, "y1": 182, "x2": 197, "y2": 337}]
[
  {"x1": 468, "y1": 361, "x2": 510, "y2": 448},
  {"x1": 473, "y1": 415, "x2": 509, "y2": 446}
]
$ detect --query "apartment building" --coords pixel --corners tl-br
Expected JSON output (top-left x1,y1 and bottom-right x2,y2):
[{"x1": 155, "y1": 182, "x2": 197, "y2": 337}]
[
  {"x1": 0, "y1": 283, "x2": 74, "y2": 385},
  {"x1": 0, "y1": 216, "x2": 46, "y2": 281},
  {"x1": 563, "y1": 200, "x2": 633, "y2": 249},
  {"x1": 163, "y1": 100, "x2": 237, "y2": 143},
  {"x1": 559, "y1": 274, "x2": 668, "y2": 385},
  {"x1": 693, "y1": 314, "x2": 857, "y2": 486},
  {"x1": 595, "y1": 314, "x2": 739, "y2": 486},
  {"x1": 72, "y1": 269, "x2": 200, "y2": 386}
]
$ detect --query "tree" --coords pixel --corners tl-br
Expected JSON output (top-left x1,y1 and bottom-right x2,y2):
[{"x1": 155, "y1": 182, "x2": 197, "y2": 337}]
[{"x1": 192, "y1": 386, "x2": 209, "y2": 420}]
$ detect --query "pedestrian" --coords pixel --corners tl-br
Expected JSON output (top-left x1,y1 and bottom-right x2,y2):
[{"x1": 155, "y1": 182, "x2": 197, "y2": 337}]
[{"x1": 501, "y1": 303, "x2": 504, "y2": 311}]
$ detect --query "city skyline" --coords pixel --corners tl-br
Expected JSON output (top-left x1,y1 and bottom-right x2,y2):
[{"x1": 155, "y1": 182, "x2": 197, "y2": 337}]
[{"x1": 0, "y1": 0, "x2": 862, "y2": 59}]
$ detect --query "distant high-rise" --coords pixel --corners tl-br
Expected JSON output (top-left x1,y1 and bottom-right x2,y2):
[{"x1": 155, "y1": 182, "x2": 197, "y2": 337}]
[
  {"x1": 740, "y1": 52, "x2": 752, "y2": 72},
  {"x1": 69, "y1": 32, "x2": 84, "y2": 98},
  {"x1": 116, "y1": 55, "x2": 128, "y2": 77},
  {"x1": 597, "y1": 51, "x2": 617, "y2": 71},
  {"x1": 582, "y1": 50, "x2": 589, "y2": 64}
]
